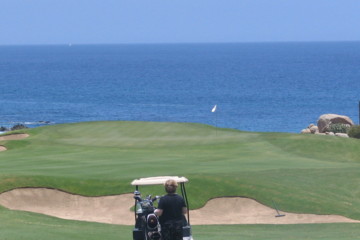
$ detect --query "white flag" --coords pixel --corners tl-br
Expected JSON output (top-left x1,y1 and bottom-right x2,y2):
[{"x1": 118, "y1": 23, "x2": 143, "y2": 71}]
[{"x1": 211, "y1": 105, "x2": 217, "y2": 112}]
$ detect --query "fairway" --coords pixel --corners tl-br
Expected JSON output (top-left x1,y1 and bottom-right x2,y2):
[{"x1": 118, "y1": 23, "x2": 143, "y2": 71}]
[
  {"x1": 1, "y1": 121, "x2": 360, "y2": 239},
  {"x1": 1, "y1": 209, "x2": 360, "y2": 240}
]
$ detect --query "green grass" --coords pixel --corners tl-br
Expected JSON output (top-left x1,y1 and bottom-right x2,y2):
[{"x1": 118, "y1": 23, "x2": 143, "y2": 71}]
[
  {"x1": 193, "y1": 224, "x2": 360, "y2": 240},
  {"x1": 1, "y1": 208, "x2": 360, "y2": 240},
  {"x1": 1, "y1": 121, "x2": 360, "y2": 239},
  {"x1": 0, "y1": 207, "x2": 129, "y2": 240}
]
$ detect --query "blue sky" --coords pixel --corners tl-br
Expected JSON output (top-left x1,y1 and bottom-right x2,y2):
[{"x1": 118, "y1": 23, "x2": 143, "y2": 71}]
[{"x1": 1, "y1": 0, "x2": 360, "y2": 45}]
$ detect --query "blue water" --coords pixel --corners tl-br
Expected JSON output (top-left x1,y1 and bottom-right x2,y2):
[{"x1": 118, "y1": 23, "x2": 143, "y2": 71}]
[{"x1": 1, "y1": 42, "x2": 359, "y2": 133}]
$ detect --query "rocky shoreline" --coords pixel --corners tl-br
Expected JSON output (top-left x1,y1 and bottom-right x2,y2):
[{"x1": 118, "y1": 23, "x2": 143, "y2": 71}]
[
  {"x1": 0, "y1": 121, "x2": 53, "y2": 134},
  {"x1": 301, "y1": 113, "x2": 354, "y2": 138}
]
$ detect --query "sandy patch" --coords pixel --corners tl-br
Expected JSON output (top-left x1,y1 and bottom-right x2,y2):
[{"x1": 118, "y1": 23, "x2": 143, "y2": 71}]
[
  {"x1": 190, "y1": 197, "x2": 359, "y2": 224},
  {"x1": 0, "y1": 133, "x2": 29, "y2": 141},
  {"x1": 0, "y1": 188, "x2": 134, "y2": 225},
  {"x1": 0, "y1": 188, "x2": 358, "y2": 225},
  {"x1": 0, "y1": 134, "x2": 29, "y2": 152}
]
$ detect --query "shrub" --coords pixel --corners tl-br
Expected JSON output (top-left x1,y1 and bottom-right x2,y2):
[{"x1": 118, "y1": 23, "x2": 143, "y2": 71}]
[
  {"x1": 348, "y1": 125, "x2": 360, "y2": 139},
  {"x1": 328, "y1": 123, "x2": 351, "y2": 134},
  {"x1": 11, "y1": 124, "x2": 28, "y2": 131}
]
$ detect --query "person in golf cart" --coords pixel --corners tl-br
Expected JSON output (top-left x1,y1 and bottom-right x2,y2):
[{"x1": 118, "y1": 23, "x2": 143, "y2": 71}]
[{"x1": 154, "y1": 179, "x2": 187, "y2": 240}]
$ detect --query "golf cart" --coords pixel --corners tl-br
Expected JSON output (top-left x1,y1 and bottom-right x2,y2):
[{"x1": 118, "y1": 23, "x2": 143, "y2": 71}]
[{"x1": 131, "y1": 176, "x2": 193, "y2": 240}]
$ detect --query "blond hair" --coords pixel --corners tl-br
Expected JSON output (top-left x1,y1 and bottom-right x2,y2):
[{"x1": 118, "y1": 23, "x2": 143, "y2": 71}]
[{"x1": 164, "y1": 179, "x2": 178, "y2": 194}]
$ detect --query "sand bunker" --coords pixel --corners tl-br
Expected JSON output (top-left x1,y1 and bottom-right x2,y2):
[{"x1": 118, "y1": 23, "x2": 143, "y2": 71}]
[
  {"x1": 0, "y1": 133, "x2": 29, "y2": 141},
  {"x1": 0, "y1": 188, "x2": 358, "y2": 225},
  {"x1": 0, "y1": 188, "x2": 134, "y2": 225},
  {"x1": 0, "y1": 134, "x2": 29, "y2": 152},
  {"x1": 190, "y1": 197, "x2": 359, "y2": 224}
]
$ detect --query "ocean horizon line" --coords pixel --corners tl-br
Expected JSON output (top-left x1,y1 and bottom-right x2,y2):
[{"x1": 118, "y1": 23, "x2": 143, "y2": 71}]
[{"x1": 1, "y1": 40, "x2": 360, "y2": 47}]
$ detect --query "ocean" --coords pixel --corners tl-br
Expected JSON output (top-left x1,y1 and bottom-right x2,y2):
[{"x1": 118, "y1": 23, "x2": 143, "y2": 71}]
[{"x1": 0, "y1": 42, "x2": 359, "y2": 133}]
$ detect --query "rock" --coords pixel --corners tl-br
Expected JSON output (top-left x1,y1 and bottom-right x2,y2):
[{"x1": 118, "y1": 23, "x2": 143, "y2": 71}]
[
  {"x1": 10, "y1": 124, "x2": 28, "y2": 131},
  {"x1": 301, "y1": 128, "x2": 311, "y2": 134},
  {"x1": 326, "y1": 132, "x2": 335, "y2": 136},
  {"x1": 317, "y1": 114, "x2": 354, "y2": 133},
  {"x1": 0, "y1": 126, "x2": 9, "y2": 132},
  {"x1": 301, "y1": 124, "x2": 318, "y2": 134},
  {"x1": 335, "y1": 133, "x2": 349, "y2": 138},
  {"x1": 315, "y1": 132, "x2": 326, "y2": 135},
  {"x1": 309, "y1": 125, "x2": 319, "y2": 134}
]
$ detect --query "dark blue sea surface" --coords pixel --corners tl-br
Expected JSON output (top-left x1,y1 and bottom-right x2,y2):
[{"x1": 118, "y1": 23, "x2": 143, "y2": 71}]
[{"x1": 1, "y1": 42, "x2": 359, "y2": 132}]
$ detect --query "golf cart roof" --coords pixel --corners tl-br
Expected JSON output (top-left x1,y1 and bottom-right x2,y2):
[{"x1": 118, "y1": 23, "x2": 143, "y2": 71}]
[{"x1": 131, "y1": 176, "x2": 188, "y2": 186}]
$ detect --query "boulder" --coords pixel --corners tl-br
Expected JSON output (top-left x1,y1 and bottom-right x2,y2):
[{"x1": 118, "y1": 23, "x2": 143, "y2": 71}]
[
  {"x1": 0, "y1": 126, "x2": 9, "y2": 132},
  {"x1": 317, "y1": 114, "x2": 354, "y2": 133},
  {"x1": 301, "y1": 123, "x2": 317, "y2": 134},
  {"x1": 335, "y1": 133, "x2": 349, "y2": 138},
  {"x1": 309, "y1": 125, "x2": 319, "y2": 134},
  {"x1": 301, "y1": 128, "x2": 311, "y2": 134}
]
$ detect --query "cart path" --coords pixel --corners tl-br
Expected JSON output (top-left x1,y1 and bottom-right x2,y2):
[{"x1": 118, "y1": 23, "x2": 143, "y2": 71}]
[{"x1": 0, "y1": 188, "x2": 359, "y2": 225}]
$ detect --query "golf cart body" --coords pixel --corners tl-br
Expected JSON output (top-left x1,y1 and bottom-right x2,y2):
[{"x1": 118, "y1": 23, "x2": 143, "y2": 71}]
[{"x1": 131, "y1": 176, "x2": 193, "y2": 240}]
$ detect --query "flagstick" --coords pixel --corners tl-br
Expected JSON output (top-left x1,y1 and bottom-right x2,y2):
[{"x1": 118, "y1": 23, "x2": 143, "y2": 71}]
[
  {"x1": 211, "y1": 105, "x2": 218, "y2": 137},
  {"x1": 215, "y1": 110, "x2": 218, "y2": 137}
]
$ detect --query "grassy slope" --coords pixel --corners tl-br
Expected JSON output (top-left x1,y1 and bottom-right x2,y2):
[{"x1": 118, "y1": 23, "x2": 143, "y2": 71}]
[
  {"x1": 0, "y1": 208, "x2": 128, "y2": 240},
  {"x1": 1, "y1": 210, "x2": 360, "y2": 240},
  {"x1": 193, "y1": 224, "x2": 360, "y2": 240},
  {"x1": 1, "y1": 121, "x2": 360, "y2": 239}
]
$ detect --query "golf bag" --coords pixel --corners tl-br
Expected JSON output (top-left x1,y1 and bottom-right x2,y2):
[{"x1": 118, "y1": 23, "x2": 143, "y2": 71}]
[{"x1": 133, "y1": 191, "x2": 162, "y2": 240}]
